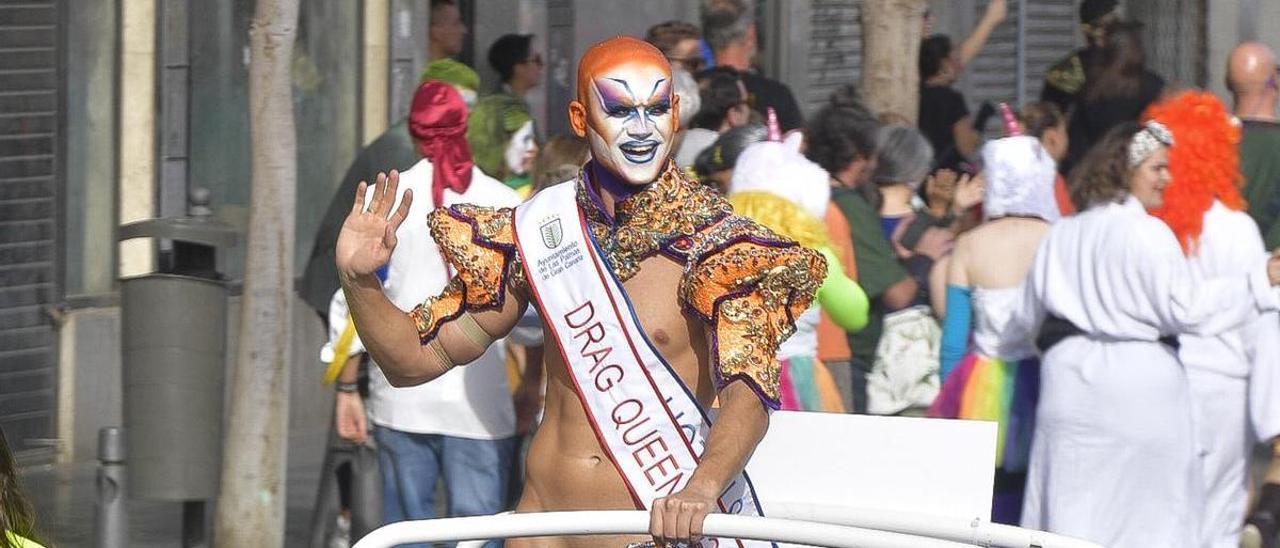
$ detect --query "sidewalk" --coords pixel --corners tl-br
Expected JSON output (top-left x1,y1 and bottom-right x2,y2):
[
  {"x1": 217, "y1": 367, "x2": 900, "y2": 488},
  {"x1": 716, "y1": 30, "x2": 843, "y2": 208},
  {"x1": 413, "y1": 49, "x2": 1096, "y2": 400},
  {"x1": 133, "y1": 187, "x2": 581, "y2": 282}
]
[
  {"x1": 23, "y1": 297, "x2": 337, "y2": 547},
  {"x1": 23, "y1": 455, "x2": 323, "y2": 547}
]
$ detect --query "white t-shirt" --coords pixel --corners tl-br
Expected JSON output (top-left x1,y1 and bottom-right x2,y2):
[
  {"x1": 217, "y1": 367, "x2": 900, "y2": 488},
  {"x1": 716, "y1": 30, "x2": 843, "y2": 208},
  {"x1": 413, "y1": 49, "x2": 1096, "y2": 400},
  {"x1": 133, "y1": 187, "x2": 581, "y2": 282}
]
[{"x1": 322, "y1": 159, "x2": 522, "y2": 439}]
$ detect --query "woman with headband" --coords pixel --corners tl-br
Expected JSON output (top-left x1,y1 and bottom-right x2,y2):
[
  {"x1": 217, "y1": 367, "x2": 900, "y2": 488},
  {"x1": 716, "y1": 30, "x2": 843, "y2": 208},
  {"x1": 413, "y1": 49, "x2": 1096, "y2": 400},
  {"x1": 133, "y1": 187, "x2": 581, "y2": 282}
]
[
  {"x1": 928, "y1": 105, "x2": 1059, "y2": 526},
  {"x1": 1004, "y1": 120, "x2": 1280, "y2": 547}
]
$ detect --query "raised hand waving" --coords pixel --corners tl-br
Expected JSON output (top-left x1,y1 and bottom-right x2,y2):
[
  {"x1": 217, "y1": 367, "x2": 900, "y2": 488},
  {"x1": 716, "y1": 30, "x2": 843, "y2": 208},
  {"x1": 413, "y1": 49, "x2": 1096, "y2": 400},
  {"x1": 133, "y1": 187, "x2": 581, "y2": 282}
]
[{"x1": 335, "y1": 170, "x2": 413, "y2": 280}]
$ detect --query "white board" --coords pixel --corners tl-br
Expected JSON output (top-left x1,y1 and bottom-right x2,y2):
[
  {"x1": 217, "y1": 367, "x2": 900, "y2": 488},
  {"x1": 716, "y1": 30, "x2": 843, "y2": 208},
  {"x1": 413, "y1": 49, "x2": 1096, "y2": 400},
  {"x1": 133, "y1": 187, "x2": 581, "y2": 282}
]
[{"x1": 745, "y1": 412, "x2": 997, "y2": 521}]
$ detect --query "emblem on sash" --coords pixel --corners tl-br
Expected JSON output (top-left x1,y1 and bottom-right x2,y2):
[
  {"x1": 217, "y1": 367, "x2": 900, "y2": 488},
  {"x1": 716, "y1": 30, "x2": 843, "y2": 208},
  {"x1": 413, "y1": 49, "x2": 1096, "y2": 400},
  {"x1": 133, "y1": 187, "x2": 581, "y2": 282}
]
[{"x1": 540, "y1": 217, "x2": 563, "y2": 249}]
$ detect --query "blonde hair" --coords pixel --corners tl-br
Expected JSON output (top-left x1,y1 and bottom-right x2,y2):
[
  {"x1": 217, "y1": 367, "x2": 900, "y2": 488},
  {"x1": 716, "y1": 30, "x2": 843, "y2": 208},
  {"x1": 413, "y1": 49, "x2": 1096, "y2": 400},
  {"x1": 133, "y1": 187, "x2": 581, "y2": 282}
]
[{"x1": 728, "y1": 191, "x2": 831, "y2": 250}]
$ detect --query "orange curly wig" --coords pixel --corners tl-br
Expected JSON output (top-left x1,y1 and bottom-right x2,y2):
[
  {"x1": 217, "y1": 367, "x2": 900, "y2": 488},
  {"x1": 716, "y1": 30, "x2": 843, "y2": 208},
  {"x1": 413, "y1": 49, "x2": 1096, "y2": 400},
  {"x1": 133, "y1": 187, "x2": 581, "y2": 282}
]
[{"x1": 1144, "y1": 90, "x2": 1246, "y2": 255}]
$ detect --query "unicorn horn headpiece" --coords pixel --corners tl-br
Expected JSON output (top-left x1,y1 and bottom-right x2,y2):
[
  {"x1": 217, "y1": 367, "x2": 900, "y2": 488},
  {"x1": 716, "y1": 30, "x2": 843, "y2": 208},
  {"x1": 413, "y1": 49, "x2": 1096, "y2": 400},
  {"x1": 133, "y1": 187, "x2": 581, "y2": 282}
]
[
  {"x1": 999, "y1": 103, "x2": 1022, "y2": 137},
  {"x1": 766, "y1": 107, "x2": 782, "y2": 141}
]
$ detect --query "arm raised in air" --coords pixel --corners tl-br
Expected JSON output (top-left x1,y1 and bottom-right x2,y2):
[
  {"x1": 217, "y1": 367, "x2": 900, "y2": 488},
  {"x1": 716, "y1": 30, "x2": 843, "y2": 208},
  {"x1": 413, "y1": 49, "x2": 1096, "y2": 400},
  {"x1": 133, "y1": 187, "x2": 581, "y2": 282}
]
[{"x1": 335, "y1": 170, "x2": 527, "y2": 387}]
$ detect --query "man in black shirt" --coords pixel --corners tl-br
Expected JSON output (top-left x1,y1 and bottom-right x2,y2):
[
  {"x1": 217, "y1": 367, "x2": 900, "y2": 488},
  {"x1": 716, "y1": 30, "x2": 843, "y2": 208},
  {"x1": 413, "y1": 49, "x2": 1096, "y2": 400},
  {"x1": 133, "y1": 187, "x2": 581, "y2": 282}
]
[
  {"x1": 700, "y1": 0, "x2": 804, "y2": 132},
  {"x1": 1038, "y1": 0, "x2": 1120, "y2": 114}
]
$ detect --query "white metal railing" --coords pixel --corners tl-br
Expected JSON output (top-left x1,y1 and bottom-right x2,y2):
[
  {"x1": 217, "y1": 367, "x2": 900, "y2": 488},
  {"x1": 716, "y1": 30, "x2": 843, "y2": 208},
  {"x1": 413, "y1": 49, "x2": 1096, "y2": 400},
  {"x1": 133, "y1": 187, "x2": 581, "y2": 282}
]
[
  {"x1": 351, "y1": 510, "x2": 1105, "y2": 548},
  {"x1": 758, "y1": 503, "x2": 1101, "y2": 548}
]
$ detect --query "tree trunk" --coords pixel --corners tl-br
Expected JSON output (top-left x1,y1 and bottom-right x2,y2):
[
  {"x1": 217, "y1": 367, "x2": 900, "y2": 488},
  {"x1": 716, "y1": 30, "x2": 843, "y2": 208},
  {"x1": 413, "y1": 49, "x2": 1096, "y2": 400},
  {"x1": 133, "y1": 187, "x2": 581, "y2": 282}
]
[
  {"x1": 860, "y1": 0, "x2": 927, "y2": 124},
  {"x1": 213, "y1": 0, "x2": 298, "y2": 545}
]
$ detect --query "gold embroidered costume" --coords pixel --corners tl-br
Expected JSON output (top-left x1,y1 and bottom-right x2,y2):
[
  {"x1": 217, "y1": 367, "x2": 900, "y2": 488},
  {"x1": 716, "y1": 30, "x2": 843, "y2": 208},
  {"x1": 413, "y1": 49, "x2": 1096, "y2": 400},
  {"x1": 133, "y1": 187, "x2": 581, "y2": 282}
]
[
  {"x1": 407, "y1": 204, "x2": 521, "y2": 342},
  {"x1": 411, "y1": 162, "x2": 825, "y2": 408}
]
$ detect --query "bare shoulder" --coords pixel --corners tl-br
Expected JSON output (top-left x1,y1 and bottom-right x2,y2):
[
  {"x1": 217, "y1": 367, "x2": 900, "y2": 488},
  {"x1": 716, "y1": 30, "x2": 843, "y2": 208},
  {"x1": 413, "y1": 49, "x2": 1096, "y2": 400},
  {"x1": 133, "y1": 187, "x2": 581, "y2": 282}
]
[{"x1": 961, "y1": 218, "x2": 1049, "y2": 248}]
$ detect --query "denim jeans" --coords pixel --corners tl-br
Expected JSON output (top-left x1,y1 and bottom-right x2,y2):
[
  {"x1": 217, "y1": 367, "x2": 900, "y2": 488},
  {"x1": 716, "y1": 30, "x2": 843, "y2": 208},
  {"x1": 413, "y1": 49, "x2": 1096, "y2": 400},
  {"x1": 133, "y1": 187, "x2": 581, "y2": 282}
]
[{"x1": 374, "y1": 427, "x2": 516, "y2": 548}]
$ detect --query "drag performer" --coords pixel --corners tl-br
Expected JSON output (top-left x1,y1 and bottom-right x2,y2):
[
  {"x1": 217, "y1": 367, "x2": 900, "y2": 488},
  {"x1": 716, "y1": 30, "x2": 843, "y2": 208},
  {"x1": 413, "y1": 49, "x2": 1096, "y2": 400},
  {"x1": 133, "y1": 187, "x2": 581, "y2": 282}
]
[
  {"x1": 1145, "y1": 91, "x2": 1280, "y2": 548},
  {"x1": 928, "y1": 105, "x2": 1059, "y2": 525},
  {"x1": 727, "y1": 113, "x2": 869, "y2": 412},
  {"x1": 1008, "y1": 120, "x2": 1280, "y2": 548},
  {"x1": 335, "y1": 36, "x2": 824, "y2": 548}
]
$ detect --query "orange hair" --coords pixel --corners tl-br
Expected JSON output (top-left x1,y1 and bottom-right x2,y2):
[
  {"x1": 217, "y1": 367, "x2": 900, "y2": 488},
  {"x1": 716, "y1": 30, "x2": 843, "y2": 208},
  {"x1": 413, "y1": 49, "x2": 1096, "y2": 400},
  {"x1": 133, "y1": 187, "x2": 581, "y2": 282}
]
[
  {"x1": 569, "y1": 36, "x2": 672, "y2": 138},
  {"x1": 1144, "y1": 90, "x2": 1246, "y2": 255},
  {"x1": 575, "y1": 36, "x2": 670, "y2": 105}
]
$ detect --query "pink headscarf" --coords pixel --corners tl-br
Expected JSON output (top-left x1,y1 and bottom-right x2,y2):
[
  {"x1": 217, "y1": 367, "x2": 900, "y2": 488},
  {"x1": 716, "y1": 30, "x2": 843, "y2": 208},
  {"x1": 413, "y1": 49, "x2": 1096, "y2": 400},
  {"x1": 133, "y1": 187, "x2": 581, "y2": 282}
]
[{"x1": 408, "y1": 80, "x2": 474, "y2": 207}]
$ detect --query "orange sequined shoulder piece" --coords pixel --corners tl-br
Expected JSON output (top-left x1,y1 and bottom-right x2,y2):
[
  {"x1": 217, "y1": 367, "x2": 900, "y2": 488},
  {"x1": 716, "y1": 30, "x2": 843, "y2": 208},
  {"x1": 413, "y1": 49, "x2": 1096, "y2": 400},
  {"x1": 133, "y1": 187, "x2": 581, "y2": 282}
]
[
  {"x1": 680, "y1": 215, "x2": 827, "y2": 408},
  {"x1": 407, "y1": 204, "x2": 524, "y2": 343}
]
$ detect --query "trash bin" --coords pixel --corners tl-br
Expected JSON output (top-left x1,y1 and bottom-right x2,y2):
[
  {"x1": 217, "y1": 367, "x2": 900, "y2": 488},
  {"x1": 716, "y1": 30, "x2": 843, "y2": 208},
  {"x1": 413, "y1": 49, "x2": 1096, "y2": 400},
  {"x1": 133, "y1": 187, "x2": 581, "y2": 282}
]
[{"x1": 118, "y1": 196, "x2": 236, "y2": 501}]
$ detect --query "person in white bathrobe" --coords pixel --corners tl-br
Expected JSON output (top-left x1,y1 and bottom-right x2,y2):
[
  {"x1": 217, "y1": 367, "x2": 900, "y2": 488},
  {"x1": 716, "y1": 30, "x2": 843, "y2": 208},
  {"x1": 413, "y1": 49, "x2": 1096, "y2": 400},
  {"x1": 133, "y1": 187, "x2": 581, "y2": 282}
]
[
  {"x1": 1145, "y1": 91, "x2": 1280, "y2": 548},
  {"x1": 1008, "y1": 120, "x2": 1280, "y2": 548}
]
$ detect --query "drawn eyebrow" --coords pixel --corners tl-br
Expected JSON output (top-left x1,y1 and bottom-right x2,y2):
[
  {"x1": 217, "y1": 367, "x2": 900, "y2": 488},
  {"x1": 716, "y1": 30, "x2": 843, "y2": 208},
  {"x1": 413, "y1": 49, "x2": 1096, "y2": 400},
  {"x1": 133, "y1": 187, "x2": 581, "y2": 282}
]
[
  {"x1": 596, "y1": 76, "x2": 669, "y2": 110},
  {"x1": 606, "y1": 78, "x2": 635, "y2": 98},
  {"x1": 646, "y1": 78, "x2": 668, "y2": 102}
]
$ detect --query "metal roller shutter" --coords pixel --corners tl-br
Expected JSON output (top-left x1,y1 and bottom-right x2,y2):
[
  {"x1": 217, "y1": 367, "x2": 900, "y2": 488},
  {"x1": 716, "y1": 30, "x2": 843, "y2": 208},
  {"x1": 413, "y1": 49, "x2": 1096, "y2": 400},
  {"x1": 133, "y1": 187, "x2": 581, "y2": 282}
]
[
  {"x1": 806, "y1": 0, "x2": 862, "y2": 113},
  {"x1": 1022, "y1": 0, "x2": 1079, "y2": 102},
  {"x1": 963, "y1": 0, "x2": 1078, "y2": 136},
  {"x1": 0, "y1": 0, "x2": 61, "y2": 463},
  {"x1": 1127, "y1": 0, "x2": 1205, "y2": 88}
]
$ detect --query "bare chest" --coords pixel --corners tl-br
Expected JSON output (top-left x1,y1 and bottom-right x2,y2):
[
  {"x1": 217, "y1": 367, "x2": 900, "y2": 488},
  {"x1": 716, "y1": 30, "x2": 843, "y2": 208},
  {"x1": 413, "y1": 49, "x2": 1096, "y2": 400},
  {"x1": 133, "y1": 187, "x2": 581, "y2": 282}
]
[{"x1": 542, "y1": 255, "x2": 713, "y2": 401}]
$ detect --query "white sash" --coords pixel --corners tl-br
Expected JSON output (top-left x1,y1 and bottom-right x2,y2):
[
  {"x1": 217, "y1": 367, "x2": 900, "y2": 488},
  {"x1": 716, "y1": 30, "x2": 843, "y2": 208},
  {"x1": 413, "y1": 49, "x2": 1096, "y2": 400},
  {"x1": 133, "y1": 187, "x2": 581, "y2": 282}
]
[{"x1": 514, "y1": 181, "x2": 769, "y2": 548}]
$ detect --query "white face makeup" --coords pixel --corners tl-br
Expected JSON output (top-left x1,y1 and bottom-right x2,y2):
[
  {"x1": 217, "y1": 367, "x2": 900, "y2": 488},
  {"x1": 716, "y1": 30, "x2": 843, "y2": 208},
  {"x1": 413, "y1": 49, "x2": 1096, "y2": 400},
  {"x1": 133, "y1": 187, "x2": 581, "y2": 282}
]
[
  {"x1": 584, "y1": 62, "x2": 676, "y2": 186},
  {"x1": 455, "y1": 86, "x2": 477, "y2": 110},
  {"x1": 504, "y1": 120, "x2": 537, "y2": 176}
]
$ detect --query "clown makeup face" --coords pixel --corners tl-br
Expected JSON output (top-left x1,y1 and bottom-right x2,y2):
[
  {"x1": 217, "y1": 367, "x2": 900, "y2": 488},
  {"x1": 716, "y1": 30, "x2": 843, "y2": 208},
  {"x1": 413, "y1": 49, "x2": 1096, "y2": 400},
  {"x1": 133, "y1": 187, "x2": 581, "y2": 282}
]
[
  {"x1": 504, "y1": 120, "x2": 538, "y2": 176},
  {"x1": 584, "y1": 62, "x2": 677, "y2": 186}
]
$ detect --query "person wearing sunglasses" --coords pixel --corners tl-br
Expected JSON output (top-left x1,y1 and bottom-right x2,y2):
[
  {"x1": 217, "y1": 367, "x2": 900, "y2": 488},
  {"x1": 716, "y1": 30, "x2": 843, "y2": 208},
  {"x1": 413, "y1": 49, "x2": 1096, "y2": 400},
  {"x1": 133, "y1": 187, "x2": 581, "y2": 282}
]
[
  {"x1": 645, "y1": 20, "x2": 706, "y2": 74},
  {"x1": 469, "y1": 34, "x2": 545, "y2": 196}
]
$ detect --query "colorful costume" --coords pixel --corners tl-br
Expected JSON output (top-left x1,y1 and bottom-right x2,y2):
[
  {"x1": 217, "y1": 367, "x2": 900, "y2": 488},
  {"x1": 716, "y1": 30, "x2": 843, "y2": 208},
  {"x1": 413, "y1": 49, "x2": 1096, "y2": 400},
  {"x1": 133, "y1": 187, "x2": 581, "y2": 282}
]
[
  {"x1": 342, "y1": 37, "x2": 825, "y2": 547},
  {"x1": 1146, "y1": 92, "x2": 1280, "y2": 548},
  {"x1": 930, "y1": 111, "x2": 1059, "y2": 525},
  {"x1": 410, "y1": 160, "x2": 825, "y2": 409},
  {"x1": 726, "y1": 128, "x2": 868, "y2": 412}
]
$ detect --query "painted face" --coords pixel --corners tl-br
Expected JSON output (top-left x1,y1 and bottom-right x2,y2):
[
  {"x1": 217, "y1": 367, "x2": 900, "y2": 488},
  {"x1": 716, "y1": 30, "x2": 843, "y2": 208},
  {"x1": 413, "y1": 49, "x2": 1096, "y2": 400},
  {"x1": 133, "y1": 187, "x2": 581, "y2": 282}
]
[
  {"x1": 452, "y1": 85, "x2": 477, "y2": 110},
  {"x1": 584, "y1": 62, "x2": 676, "y2": 185},
  {"x1": 504, "y1": 120, "x2": 537, "y2": 176},
  {"x1": 1130, "y1": 145, "x2": 1171, "y2": 209}
]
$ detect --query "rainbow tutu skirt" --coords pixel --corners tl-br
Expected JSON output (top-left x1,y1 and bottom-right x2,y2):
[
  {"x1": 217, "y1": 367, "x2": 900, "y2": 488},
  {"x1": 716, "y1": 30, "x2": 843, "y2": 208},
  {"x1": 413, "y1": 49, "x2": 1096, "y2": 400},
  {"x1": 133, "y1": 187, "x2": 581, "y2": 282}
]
[{"x1": 927, "y1": 353, "x2": 1039, "y2": 472}]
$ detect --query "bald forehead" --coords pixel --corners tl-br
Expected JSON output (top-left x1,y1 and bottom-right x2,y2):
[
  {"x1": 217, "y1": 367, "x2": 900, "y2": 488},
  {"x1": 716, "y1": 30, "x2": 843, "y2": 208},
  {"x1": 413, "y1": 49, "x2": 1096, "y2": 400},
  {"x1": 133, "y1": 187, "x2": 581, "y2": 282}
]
[
  {"x1": 577, "y1": 37, "x2": 671, "y2": 102},
  {"x1": 1228, "y1": 42, "x2": 1277, "y2": 86}
]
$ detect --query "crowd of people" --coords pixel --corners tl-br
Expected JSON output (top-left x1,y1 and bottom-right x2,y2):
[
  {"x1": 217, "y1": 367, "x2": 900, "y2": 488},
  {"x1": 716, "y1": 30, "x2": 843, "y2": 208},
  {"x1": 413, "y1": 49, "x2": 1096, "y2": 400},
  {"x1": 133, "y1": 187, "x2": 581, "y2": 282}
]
[
  {"x1": 0, "y1": 0, "x2": 1267, "y2": 546},
  {"x1": 1, "y1": 1, "x2": 1277, "y2": 547},
  {"x1": 290, "y1": 0, "x2": 1280, "y2": 547}
]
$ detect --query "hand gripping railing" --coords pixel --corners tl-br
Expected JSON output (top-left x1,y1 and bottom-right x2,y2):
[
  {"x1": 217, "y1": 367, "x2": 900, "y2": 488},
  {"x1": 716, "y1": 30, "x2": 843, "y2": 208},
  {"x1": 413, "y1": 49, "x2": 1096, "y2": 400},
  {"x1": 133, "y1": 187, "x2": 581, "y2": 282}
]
[{"x1": 351, "y1": 509, "x2": 1104, "y2": 548}]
